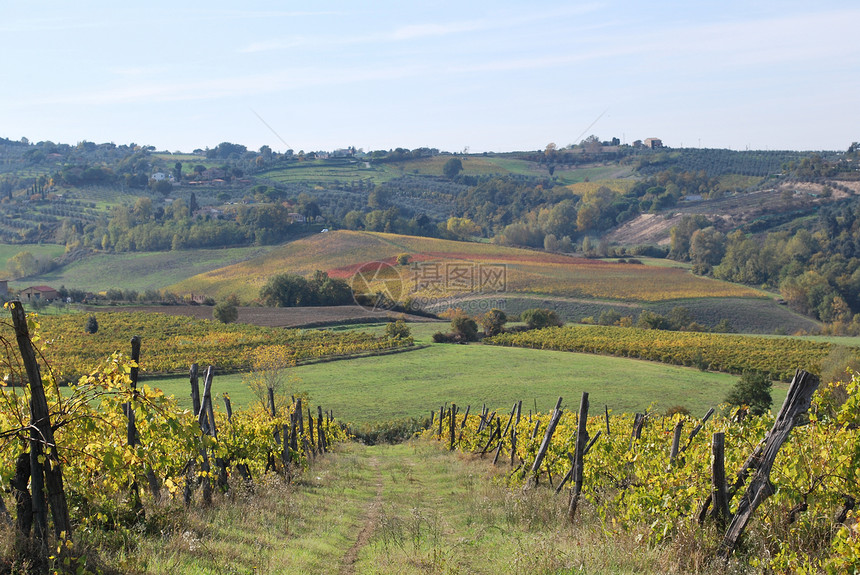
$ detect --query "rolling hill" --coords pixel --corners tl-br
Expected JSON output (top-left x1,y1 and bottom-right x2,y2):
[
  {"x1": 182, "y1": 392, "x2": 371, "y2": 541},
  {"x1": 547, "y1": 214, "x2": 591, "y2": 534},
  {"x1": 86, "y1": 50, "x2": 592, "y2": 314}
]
[{"x1": 169, "y1": 230, "x2": 817, "y2": 333}]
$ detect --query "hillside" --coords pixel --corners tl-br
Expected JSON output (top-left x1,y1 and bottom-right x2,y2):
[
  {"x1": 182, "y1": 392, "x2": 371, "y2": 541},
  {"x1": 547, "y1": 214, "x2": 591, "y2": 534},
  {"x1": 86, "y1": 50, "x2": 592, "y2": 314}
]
[{"x1": 168, "y1": 230, "x2": 817, "y2": 333}]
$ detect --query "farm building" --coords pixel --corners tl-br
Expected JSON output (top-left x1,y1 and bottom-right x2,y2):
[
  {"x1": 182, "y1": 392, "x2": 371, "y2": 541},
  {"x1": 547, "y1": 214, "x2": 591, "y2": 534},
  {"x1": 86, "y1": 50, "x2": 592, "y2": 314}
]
[
  {"x1": 19, "y1": 285, "x2": 60, "y2": 302},
  {"x1": 644, "y1": 138, "x2": 664, "y2": 149}
]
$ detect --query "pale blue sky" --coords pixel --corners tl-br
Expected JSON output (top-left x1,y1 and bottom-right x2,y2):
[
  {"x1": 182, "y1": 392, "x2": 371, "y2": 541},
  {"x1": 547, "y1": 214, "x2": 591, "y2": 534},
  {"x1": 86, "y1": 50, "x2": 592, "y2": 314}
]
[{"x1": 1, "y1": 1, "x2": 857, "y2": 153}]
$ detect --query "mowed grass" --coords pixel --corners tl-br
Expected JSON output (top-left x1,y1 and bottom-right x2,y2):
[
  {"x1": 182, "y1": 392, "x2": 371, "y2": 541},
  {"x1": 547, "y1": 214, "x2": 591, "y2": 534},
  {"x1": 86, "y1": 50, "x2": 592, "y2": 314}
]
[
  {"x1": 169, "y1": 230, "x2": 766, "y2": 303},
  {"x1": 144, "y1": 339, "x2": 778, "y2": 426},
  {"x1": 25, "y1": 245, "x2": 275, "y2": 292}
]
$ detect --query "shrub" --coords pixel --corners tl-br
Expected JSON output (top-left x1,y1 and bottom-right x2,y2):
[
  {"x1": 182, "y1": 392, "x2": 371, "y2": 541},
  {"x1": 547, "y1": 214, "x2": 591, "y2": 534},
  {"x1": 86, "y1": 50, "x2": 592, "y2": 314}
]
[
  {"x1": 725, "y1": 370, "x2": 772, "y2": 415},
  {"x1": 479, "y1": 308, "x2": 507, "y2": 336},
  {"x1": 451, "y1": 316, "x2": 479, "y2": 342},
  {"x1": 598, "y1": 308, "x2": 622, "y2": 326},
  {"x1": 385, "y1": 319, "x2": 411, "y2": 339},
  {"x1": 84, "y1": 315, "x2": 99, "y2": 334},
  {"x1": 665, "y1": 405, "x2": 690, "y2": 417},
  {"x1": 396, "y1": 253, "x2": 410, "y2": 266},
  {"x1": 433, "y1": 331, "x2": 453, "y2": 343},
  {"x1": 213, "y1": 301, "x2": 239, "y2": 324},
  {"x1": 521, "y1": 308, "x2": 562, "y2": 330}
]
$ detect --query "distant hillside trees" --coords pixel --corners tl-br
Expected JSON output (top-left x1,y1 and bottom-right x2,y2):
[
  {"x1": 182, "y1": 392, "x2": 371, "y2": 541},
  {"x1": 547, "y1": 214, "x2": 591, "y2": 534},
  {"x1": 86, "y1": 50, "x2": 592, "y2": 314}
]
[{"x1": 443, "y1": 158, "x2": 463, "y2": 179}]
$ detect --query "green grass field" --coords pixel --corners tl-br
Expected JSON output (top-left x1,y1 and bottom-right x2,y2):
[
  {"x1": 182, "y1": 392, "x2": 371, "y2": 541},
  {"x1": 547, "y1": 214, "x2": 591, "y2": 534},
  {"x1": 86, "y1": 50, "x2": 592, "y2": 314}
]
[
  {"x1": 144, "y1": 330, "x2": 785, "y2": 425},
  {"x1": 23, "y1": 245, "x2": 275, "y2": 292}
]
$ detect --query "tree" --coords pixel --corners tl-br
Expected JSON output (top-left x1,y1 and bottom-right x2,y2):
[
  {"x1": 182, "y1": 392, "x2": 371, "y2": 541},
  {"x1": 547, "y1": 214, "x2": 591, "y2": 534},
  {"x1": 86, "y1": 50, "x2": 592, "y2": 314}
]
[
  {"x1": 396, "y1": 253, "x2": 410, "y2": 266},
  {"x1": 6, "y1": 251, "x2": 37, "y2": 278},
  {"x1": 260, "y1": 274, "x2": 312, "y2": 307},
  {"x1": 451, "y1": 316, "x2": 479, "y2": 341},
  {"x1": 243, "y1": 345, "x2": 297, "y2": 411},
  {"x1": 385, "y1": 319, "x2": 411, "y2": 339},
  {"x1": 85, "y1": 315, "x2": 99, "y2": 334},
  {"x1": 521, "y1": 308, "x2": 562, "y2": 329},
  {"x1": 446, "y1": 217, "x2": 481, "y2": 239},
  {"x1": 174, "y1": 161, "x2": 182, "y2": 181},
  {"x1": 725, "y1": 371, "x2": 772, "y2": 415},
  {"x1": 213, "y1": 299, "x2": 239, "y2": 324},
  {"x1": 443, "y1": 158, "x2": 463, "y2": 179},
  {"x1": 479, "y1": 308, "x2": 507, "y2": 336},
  {"x1": 636, "y1": 310, "x2": 670, "y2": 330}
]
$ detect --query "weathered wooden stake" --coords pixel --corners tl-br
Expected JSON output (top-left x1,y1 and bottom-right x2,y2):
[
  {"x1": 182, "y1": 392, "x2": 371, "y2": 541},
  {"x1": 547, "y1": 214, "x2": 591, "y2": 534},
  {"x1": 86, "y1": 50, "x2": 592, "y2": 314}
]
[
  {"x1": 717, "y1": 369, "x2": 820, "y2": 561},
  {"x1": 711, "y1": 432, "x2": 729, "y2": 529},
  {"x1": 10, "y1": 301, "x2": 71, "y2": 545},
  {"x1": 604, "y1": 404, "x2": 610, "y2": 436},
  {"x1": 681, "y1": 407, "x2": 715, "y2": 454},
  {"x1": 449, "y1": 403, "x2": 457, "y2": 451},
  {"x1": 511, "y1": 400, "x2": 522, "y2": 467},
  {"x1": 669, "y1": 419, "x2": 683, "y2": 467},
  {"x1": 492, "y1": 403, "x2": 518, "y2": 465},
  {"x1": 526, "y1": 397, "x2": 563, "y2": 488},
  {"x1": 190, "y1": 363, "x2": 201, "y2": 416},
  {"x1": 318, "y1": 406, "x2": 327, "y2": 453},
  {"x1": 568, "y1": 392, "x2": 589, "y2": 520}
]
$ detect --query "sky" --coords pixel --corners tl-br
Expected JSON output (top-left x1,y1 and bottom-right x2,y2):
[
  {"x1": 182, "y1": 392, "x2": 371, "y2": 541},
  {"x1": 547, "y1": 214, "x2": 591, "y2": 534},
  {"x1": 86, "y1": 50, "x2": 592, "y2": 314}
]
[{"x1": 1, "y1": 1, "x2": 858, "y2": 154}]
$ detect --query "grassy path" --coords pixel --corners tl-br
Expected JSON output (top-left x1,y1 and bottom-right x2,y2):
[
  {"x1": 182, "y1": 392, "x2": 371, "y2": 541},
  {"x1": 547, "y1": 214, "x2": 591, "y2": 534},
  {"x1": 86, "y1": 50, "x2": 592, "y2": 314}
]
[
  {"x1": 339, "y1": 456, "x2": 382, "y2": 575},
  {"x1": 129, "y1": 440, "x2": 711, "y2": 574}
]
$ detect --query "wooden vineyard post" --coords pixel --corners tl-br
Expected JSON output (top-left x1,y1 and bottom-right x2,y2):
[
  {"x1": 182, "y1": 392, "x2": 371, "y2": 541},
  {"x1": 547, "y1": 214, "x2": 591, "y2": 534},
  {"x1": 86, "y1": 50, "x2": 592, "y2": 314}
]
[
  {"x1": 604, "y1": 404, "x2": 610, "y2": 436},
  {"x1": 511, "y1": 400, "x2": 522, "y2": 467},
  {"x1": 711, "y1": 432, "x2": 729, "y2": 529},
  {"x1": 449, "y1": 403, "x2": 457, "y2": 451},
  {"x1": 681, "y1": 408, "x2": 715, "y2": 455},
  {"x1": 196, "y1": 366, "x2": 215, "y2": 504},
  {"x1": 318, "y1": 406, "x2": 327, "y2": 453},
  {"x1": 717, "y1": 369, "x2": 820, "y2": 561},
  {"x1": 223, "y1": 396, "x2": 233, "y2": 423},
  {"x1": 456, "y1": 405, "x2": 470, "y2": 447},
  {"x1": 10, "y1": 301, "x2": 71, "y2": 547},
  {"x1": 526, "y1": 397, "x2": 563, "y2": 488},
  {"x1": 128, "y1": 337, "x2": 162, "y2": 501},
  {"x1": 439, "y1": 405, "x2": 445, "y2": 437},
  {"x1": 492, "y1": 403, "x2": 518, "y2": 465},
  {"x1": 669, "y1": 419, "x2": 683, "y2": 467},
  {"x1": 568, "y1": 392, "x2": 589, "y2": 521},
  {"x1": 190, "y1": 363, "x2": 201, "y2": 416}
]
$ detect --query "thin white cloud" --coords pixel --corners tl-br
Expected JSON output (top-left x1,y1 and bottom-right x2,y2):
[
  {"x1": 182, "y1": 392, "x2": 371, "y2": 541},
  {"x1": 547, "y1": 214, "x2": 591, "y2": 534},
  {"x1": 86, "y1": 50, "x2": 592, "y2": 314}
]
[
  {"x1": 23, "y1": 64, "x2": 425, "y2": 107},
  {"x1": 239, "y1": 3, "x2": 602, "y2": 53}
]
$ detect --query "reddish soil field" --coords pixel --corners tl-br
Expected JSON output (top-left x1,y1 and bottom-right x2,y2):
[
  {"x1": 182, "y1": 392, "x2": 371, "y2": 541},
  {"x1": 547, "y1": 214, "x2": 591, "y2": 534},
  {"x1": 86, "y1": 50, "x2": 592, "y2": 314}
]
[{"x1": 82, "y1": 304, "x2": 440, "y2": 328}]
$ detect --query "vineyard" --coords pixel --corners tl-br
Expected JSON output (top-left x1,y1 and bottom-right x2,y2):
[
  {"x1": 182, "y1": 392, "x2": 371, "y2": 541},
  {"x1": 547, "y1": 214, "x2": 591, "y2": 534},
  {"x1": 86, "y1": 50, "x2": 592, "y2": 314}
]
[
  {"x1": 0, "y1": 303, "x2": 348, "y2": 572},
  {"x1": 171, "y1": 230, "x2": 765, "y2": 304},
  {"x1": 486, "y1": 324, "x2": 837, "y2": 381},
  {"x1": 635, "y1": 148, "x2": 819, "y2": 178},
  {"x1": 0, "y1": 311, "x2": 413, "y2": 382},
  {"x1": 427, "y1": 371, "x2": 860, "y2": 572}
]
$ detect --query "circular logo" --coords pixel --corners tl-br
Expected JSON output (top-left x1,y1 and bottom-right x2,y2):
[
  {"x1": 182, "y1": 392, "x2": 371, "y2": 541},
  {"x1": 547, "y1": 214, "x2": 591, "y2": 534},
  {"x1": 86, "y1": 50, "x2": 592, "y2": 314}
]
[{"x1": 350, "y1": 261, "x2": 404, "y2": 311}]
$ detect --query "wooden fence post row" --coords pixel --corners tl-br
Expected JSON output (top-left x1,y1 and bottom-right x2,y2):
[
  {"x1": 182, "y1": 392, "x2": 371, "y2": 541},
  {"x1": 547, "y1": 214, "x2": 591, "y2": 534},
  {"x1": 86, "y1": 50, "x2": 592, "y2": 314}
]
[{"x1": 433, "y1": 370, "x2": 820, "y2": 561}]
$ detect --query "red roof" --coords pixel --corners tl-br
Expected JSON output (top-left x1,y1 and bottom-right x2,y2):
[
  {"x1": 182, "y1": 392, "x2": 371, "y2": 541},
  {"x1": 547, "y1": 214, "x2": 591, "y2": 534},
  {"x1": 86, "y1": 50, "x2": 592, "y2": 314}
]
[{"x1": 27, "y1": 286, "x2": 57, "y2": 292}]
